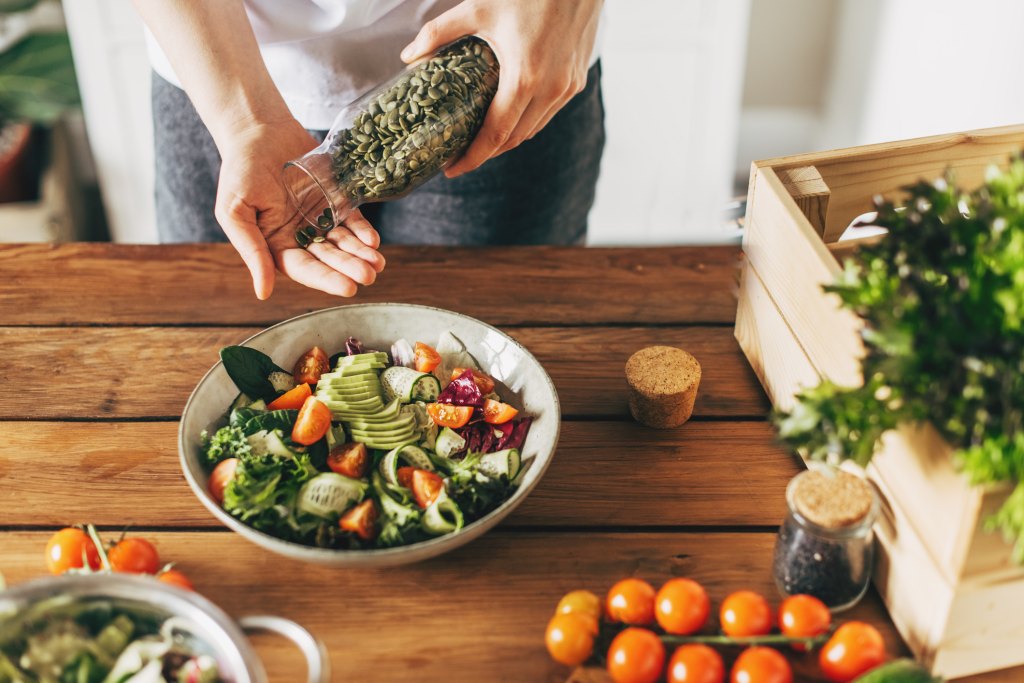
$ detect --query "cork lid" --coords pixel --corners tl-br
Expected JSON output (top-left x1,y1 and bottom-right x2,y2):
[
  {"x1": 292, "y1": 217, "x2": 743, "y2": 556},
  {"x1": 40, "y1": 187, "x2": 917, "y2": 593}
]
[
  {"x1": 792, "y1": 470, "x2": 874, "y2": 529},
  {"x1": 625, "y1": 346, "x2": 701, "y2": 397}
]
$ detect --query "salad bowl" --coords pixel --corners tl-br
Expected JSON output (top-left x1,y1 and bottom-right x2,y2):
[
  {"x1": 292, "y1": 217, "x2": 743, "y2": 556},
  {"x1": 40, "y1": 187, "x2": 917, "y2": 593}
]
[{"x1": 178, "y1": 303, "x2": 561, "y2": 567}]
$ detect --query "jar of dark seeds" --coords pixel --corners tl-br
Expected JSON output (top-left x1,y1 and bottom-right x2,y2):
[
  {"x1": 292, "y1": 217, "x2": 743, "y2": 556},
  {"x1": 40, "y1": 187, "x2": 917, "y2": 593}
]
[
  {"x1": 772, "y1": 467, "x2": 879, "y2": 612},
  {"x1": 283, "y1": 36, "x2": 499, "y2": 246}
]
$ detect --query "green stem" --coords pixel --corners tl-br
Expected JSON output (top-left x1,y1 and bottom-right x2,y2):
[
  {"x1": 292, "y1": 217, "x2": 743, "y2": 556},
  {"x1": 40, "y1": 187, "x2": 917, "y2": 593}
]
[{"x1": 657, "y1": 633, "x2": 829, "y2": 649}]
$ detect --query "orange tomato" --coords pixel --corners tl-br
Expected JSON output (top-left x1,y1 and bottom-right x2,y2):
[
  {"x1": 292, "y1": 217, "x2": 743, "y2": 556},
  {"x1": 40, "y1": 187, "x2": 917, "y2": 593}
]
[
  {"x1": 482, "y1": 398, "x2": 518, "y2": 424},
  {"x1": 450, "y1": 367, "x2": 496, "y2": 394},
  {"x1": 667, "y1": 644, "x2": 725, "y2": 683},
  {"x1": 730, "y1": 647, "x2": 792, "y2": 683},
  {"x1": 293, "y1": 346, "x2": 330, "y2": 385},
  {"x1": 267, "y1": 382, "x2": 312, "y2": 410},
  {"x1": 556, "y1": 590, "x2": 602, "y2": 623},
  {"x1": 720, "y1": 591, "x2": 772, "y2": 637},
  {"x1": 606, "y1": 578, "x2": 657, "y2": 626},
  {"x1": 545, "y1": 613, "x2": 597, "y2": 667},
  {"x1": 327, "y1": 442, "x2": 369, "y2": 479},
  {"x1": 426, "y1": 402, "x2": 474, "y2": 429},
  {"x1": 778, "y1": 595, "x2": 831, "y2": 646},
  {"x1": 45, "y1": 528, "x2": 101, "y2": 575},
  {"x1": 291, "y1": 396, "x2": 332, "y2": 445},
  {"x1": 607, "y1": 627, "x2": 665, "y2": 683},
  {"x1": 397, "y1": 467, "x2": 446, "y2": 508},
  {"x1": 208, "y1": 458, "x2": 238, "y2": 505},
  {"x1": 655, "y1": 578, "x2": 710, "y2": 635},
  {"x1": 819, "y1": 622, "x2": 886, "y2": 682},
  {"x1": 339, "y1": 499, "x2": 378, "y2": 541},
  {"x1": 108, "y1": 537, "x2": 161, "y2": 575},
  {"x1": 414, "y1": 342, "x2": 441, "y2": 373},
  {"x1": 158, "y1": 569, "x2": 195, "y2": 591}
]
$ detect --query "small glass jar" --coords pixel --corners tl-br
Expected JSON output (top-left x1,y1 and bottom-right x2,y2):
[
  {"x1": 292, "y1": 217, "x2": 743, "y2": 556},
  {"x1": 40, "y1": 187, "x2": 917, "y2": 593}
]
[
  {"x1": 283, "y1": 36, "x2": 499, "y2": 245},
  {"x1": 772, "y1": 468, "x2": 879, "y2": 612}
]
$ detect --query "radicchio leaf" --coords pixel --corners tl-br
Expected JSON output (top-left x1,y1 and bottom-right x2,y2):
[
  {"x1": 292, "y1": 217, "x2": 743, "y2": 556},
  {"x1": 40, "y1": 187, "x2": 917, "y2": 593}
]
[
  {"x1": 345, "y1": 337, "x2": 365, "y2": 356},
  {"x1": 458, "y1": 416, "x2": 532, "y2": 454},
  {"x1": 437, "y1": 369, "x2": 483, "y2": 406}
]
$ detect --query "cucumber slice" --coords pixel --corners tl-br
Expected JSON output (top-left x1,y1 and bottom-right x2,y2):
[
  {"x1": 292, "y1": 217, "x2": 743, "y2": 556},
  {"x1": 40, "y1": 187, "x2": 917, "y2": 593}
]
[
  {"x1": 296, "y1": 473, "x2": 367, "y2": 519},
  {"x1": 324, "y1": 364, "x2": 384, "y2": 378},
  {"x1": 478, "y1": 449, "x2": 520, "y2": 480},
  {"x1": 321, "y1": 389, "x2": 381, "y2": 404},
  {"x1": 421, "y1": 492, "x2": 464, "y2": 535},
  {"x1": 349, "y1": 427, "x2": 417, "y2": 443},
  {"x1": 267, "y1": 371, "x2": 295, "y2": 393},
  {"x1": 336, "y1": 352, "x2": 388, "y2": 367},
  {"x1": 381, "y1": 367, "x2": 443, "y2": 403},
  {"x1": 355, "y1": 435, "x2": 420, "y2": 451},
  {"x1": 346, "y1": 415, "x2": 416, "y2": 434},
  {"x1": 434, "y1": 427, "x2": 467, "y2": 459},
  {"x1": 246, "y1": 430, "x2": 295, "y2": 459},
  {"x1": 318, "y1": 377, "x2": 381, "y2": 392},
  {"x1": 379, "y1": 444, "x2": 435, "y2": 485}
]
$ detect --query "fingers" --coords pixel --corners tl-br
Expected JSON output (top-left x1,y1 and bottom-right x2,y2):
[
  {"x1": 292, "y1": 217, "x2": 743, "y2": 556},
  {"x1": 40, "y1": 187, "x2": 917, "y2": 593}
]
[
  {"x1": 276, "y1": 248, "x2": 360, "y2": 298},
  {"x1": 401, "y1": 3, "x2": 476, "y2": 63},
  {"x1": 446, "y1": 73, "x2": 530, "y2": 178},
  {"x1": 326, "y1": 226, "x2": 386, "y2": 273},
  {"x1": 215, "y1": 193, "x2": 276, "y2": 300},
  {"x1": 342, "y1": 208, "x2": 382, "y2": 250},
  {"x1": 306, "y1": 238, "x2": 379, "y2": 286}
]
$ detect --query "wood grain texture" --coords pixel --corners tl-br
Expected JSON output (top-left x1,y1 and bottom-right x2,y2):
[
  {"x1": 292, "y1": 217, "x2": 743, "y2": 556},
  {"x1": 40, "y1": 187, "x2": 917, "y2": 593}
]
[
  {"x1": 0, "y1": 326, "x2": 768, "y2": 419},
  {"x1": 0, "y1": 421, "x2": 797, "y2": 528},
  {"x1": 0, "y1": 244, "x2": 741, "y2": 326},
  {"x1": 0, "y1": 530, "x2": 909, "y2": 683},
  {"x1": 777, "y1": 165, "x2": 831, "y2": 240}
]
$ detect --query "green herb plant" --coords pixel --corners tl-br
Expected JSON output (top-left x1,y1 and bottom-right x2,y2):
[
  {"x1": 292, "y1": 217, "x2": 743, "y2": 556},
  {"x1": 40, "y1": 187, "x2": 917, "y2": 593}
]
[{"x1": 774, "y1": 158, "x2": 1024, "y2": 561}]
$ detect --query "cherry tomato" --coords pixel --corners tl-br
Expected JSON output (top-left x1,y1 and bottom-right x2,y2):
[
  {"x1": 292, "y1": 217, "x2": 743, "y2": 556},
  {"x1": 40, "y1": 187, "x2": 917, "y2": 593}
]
[
  {"x1": 545, "y1": 613, "x2": 597, "y2": 667},
  {"x1": 655, "y1": 578, "x2": 710, "y2": 635},
  {"x1": 208, "y1": 458, "x2": 238, "y2": 505},
  {"x1": 327, "y1": 442, "x2": 369, "y2": 479},
  {"x1": 45, "y1": 528, "x2": 101, "y2": 575},
  {"x1": 819, "y1": 622, "x2": 886, "y2": 682},
  {"x1": 731, "y1": 647, "x2": 792, "y2": 683},
  {"x1": 397, "y1": 467, "x2": 446, "y2": 508},
  {"x1": 267, "y1": 382, "x2": 312, "y2": 410},
  {"x1": 339, "y1": 499, "x2": 378, "y2": 541},
  {"x1": 556, "y1": 590, "x2": 602, "y2": 623},
  {"x1": 668, "y1": 644, "x2": 725, "y2": 683},
  {"x1": 292, "y1": 396, "x2": 332, "y2": 445},
  {"x1": 606, "y1": 627, "x2": 665, "y2": 683},
  {"x1": 451, "y1": 367, "x2": 496, "y2": 394},
  {"x1": 778, "y1": 594, "x2": 831, "y2": 646},
  {"x1": 293, "y1": 346, "x2": 330, "y2": 385},
  {"x1": 720, "y1": 591, "x2": 772, "y2": 637},
  {"x1": 426, "y1": 402, "x2": 474, "y2": 429},
  {"x1": 108, "y1": 537, "x2": 161, "y2": 575},
  {"x1": 414, "y1": 342, "x2": 442, "y2": 373},
  {"x1": 158, "y1": 569, "x2": 194, "y2": 591},
  {"x1": 606, "y1": 578, "x2": 657, "y2": 626},
  {"x1": 482, "y1": 398, "x2": 519, "y2": 425}
]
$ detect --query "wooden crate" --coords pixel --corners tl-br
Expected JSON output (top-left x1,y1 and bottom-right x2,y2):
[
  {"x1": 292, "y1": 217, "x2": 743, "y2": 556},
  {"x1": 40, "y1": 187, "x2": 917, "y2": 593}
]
[{"x1": 734, "y1": 125, "x2": 1024, "y2": 679}]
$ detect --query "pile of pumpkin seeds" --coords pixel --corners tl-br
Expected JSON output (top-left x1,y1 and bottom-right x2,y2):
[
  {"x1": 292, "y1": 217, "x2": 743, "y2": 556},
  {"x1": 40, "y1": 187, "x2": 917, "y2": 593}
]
[
  {"x1": 295, "y1": 207, "x2": 334, "y2": 248},
  {"x1": 328, "y1": 37, "x2": 499, "y2": 202}
]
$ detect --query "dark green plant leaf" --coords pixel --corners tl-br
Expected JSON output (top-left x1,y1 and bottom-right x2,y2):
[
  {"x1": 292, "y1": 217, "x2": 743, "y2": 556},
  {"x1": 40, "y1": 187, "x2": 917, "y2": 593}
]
[
  {"x1": 0, "y1": 32, "x2": 80, "y2": 124},
  {"x1": 219, "y1": 346, "x2": 285, "y2": 401}
]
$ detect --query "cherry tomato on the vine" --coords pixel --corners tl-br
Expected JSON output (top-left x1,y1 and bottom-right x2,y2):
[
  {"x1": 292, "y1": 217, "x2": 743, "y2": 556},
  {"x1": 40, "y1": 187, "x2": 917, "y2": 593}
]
[
  {"x1": 819, "y1": 622, "x2": 886, "y2": 682},
  {"x1": 730, "y1": 646, "x2": 792, "y2": 683},
  {"x1": 667, "y1": 644, "x2": 725, "y2": 683},
  {"x1": 655, "y1": 578, "x2": 710, "y2": 635},
  {"x1": 45, "y1": 528, "x2": 101, "y2": 575},
  {"x1": 606, "y1": 627, "x2": 665, "y2": 683},
  {"x1": 158, "y1": 569, "x2": 194, "y2": 591},
  {"x1": 778, "y1": 594, "x2": 831, "y2": 649},
  {"x1": 720, "y1": 590, "x2": 772, "y2": 637},
  {"x1": 606, "y1": 578, "x2": 656, "y2": 626},
  {"x1": 108, "y1": 537, "x2": 161, "y2": 575},
  {"x1": 545, "y1": 613, "x2": 597, "y2": 667},
  {"x1": 556, "y1": 590, "x2": 602, "y2": 623}
]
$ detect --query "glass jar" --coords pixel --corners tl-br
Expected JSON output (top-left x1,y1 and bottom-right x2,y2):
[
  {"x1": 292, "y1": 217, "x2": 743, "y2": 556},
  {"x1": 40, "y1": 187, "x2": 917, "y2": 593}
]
[
  {"x1": 283, "y1": 36, "x2": 499, "y2": 246},
  {"x1": 772, "y1": 468, "x2": 879, "y2": 612}
]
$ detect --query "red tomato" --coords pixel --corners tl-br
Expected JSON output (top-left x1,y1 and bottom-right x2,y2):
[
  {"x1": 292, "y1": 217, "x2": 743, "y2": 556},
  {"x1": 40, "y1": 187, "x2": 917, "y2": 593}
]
[
  {"x1": 545, "y1": 613, "x2": 597, "y2": 667},
  {"x1": 293, "y1": 346, "x2": 330, "y2": 385},
  {"x1": 158, "y1": 569, "x2": 194, "y2": 591},
  {"x1": 819, "y1": 622, "x2": 886, "y2": 682},
  {"x1": 108, "y1": 537, "x2": 161, "y2": 575},
  {"x1": 451, "y1": 367, "x2": 496, "y2": 394},
  {"x1": 668, "y1": 644, "x2": 725, "y2": 683},
  {"x1": 556, "y1": 590, "x2": 602, "y2": 623},
  {"x1": 267, "y1": 382, "x2": 312, "y2": 410},
  {"x1": 45, "y1": 528, "x2": 101, "y2": 575},
  {"x1": 208, "y1": 458, "x2": 239, "y2": 505},
  {"x1": 327, "y1": 442, "x2": 369, "y2": 479},
  {"x1": 397, "y1": 467, "x2": 446, "y2": 508},
  {"x1": 426, "y1": 402, "x2": 474, "y2": 429},
  {"x1": 482, "y1": 398, "x2": 519, "y2": 425},
  {"x1": 778, "y1": 595, "x2": 831, "y2": 645},
  {"x1": 414, "y1": 342, "x2": 442, "y2": 373},
  {"x1": 292, "y1": 396, "x2": 332, "y2": 445},
  {"x1": 731, "y1": 647, "x2": 792, "y2": 683},
  {"x1": 720, "y1": 591, "x2": 772, "y2": 637},
  {"x1": 606, "y1": 578, "x2": 657, "y2": 626},
  {"x1": 339, "y1": 499, "x2": 378, "y2": 541},
  {"x1": 655, "y1": 578, "x2": 710, "y2": 635},
  {"x1": 606, "y1": 627, "x2": 665, "y2": 683}
]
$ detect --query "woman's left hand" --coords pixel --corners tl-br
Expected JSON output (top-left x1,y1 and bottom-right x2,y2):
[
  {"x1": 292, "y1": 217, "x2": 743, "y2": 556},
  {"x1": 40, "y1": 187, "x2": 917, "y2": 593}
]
[{"x1": 401, "y1": 0, "x2": 602, "y2": 178}]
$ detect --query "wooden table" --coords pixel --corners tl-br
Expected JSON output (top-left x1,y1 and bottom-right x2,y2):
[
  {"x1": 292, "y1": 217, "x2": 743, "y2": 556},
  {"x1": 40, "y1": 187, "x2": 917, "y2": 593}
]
[{"x1": 0, "y1": 243, "x2": 1015, "y2": 682}]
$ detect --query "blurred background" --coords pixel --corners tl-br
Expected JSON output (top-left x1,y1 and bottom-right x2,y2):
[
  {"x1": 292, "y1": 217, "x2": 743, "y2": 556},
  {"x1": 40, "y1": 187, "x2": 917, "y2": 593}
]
[{"x1": 3, "y1": 0, "x2": 1024, "y2": 245}]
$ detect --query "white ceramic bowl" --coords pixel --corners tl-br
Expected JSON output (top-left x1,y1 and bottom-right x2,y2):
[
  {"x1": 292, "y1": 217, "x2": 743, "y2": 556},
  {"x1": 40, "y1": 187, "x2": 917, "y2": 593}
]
[{"x1": 178, "y1": 304, "x2": 561, "y2": 567}]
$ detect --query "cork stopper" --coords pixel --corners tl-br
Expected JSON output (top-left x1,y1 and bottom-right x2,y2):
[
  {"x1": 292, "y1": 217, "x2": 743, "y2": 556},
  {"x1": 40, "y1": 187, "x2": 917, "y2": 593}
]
[
  {"x1": 625, "y1": 346, "x2": 701, "y2": 429},
  {"x1": 793, "y1": 470, "x2": 874, "y2": 529}
]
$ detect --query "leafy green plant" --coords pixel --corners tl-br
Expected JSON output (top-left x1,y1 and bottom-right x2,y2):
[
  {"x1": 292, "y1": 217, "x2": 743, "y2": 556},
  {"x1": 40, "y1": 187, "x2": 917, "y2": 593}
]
[
  {"x1": 0, "y1": 31, "x2": 80, "y2": 127},
  {"x1": 774, "y1": 158, "x2": 1024, "y2": 561}
]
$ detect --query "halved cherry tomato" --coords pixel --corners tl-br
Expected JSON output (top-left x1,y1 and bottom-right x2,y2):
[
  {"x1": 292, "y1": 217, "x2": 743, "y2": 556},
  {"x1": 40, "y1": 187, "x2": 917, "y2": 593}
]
[
  {"x1": 426, "y1": 402, "x2": 474, "y2": 429},
  {"x1": 606, "y1": 578, "x2": 657, "y2": 626},
  {"x1": 819, "y1": 622, "x2": 886, "y2": 682},
  {"x1": 778, "y1": 594, "x2": 831, "y2": 648},
  {"x1": 451, "y1": 367, "x2": 496, "y2": 394},
  {"x1": 293, "y1": 346, "x2": 330, "y2": 385},
  {"x1": 208, "y1": 458, "x2": 238, "y2": 505},
  {"x1": 45, "y1": 528, "x2": 101, "y2": 575},
  {"x1": 607, "y1": 627, "x2": 665, "y2": 683},
  {"x1": 327, "y1": 442, "x2": 369, "y2": 479},
  {"x1": 339, "y1": 499, "x2": 378, "y2": 541},
  {"x1": 158, "y1": 569, "x2": 195, "y2": 591},
  {"x1": 482, "y1": 398, "x2": 518, "y2": 425},
  {"x1": 108, "y1": 537, "x2": 161, "y2": 574},
  {"x1": 292, "y1": 396, "x2": 332, "y2": 445},
  {"x1": 668, "y1": 644, "x2": 725, "y2": 683},
  {"x1": 267, "y1": 382, "x2": 312, "y2": 411},
  {"x1": 556, "y1": 590, "x2": 602, "y2": 623},
  {"x1": 396, "y1": 467, "x2": 446, "y2": 508},
  {"x1": 720, "y1": 590, "x2": 772, "y2": 637},
  {"x1": 731, "y1": 646, "x2": 792, "y2": 683},
  {"x1": 656, "y1": 578, "x2": 710, "y2": 635},
  {"x1": 414, "y1": 342, "x2": 442, "y2": 373},
  {"x1": 545, "y1": 612, "x2": 597, "y2": 667}
]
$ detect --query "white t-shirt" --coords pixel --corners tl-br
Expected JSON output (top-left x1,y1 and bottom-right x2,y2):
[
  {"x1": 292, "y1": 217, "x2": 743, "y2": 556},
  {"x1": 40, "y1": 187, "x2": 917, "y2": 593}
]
[{"x1": 146, "y1": 0, "x2": 603, "y2": 131}]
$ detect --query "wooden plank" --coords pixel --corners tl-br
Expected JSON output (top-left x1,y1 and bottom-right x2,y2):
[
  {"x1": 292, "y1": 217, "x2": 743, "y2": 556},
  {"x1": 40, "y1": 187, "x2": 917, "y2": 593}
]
[
  {"x1": 0, "y1": 244, "x2": 740, "y2": 326},
  {"x1": 0, "y1": 326, "x2": 769, "y2": 419},
  {"x1": 0, "y1": 530, "x2": 910, "y2": 683},
  {"x1": 0, "y1": 421, "x2": 798, "y2": 528},
  {"x1": 776, "y1": 166, "x2": 830, "y2": 239}
]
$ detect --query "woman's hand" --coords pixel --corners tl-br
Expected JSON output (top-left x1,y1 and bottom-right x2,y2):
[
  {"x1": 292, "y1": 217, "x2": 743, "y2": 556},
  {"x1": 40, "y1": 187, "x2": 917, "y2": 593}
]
[
  {"x1": 401, "y1": 0, "x2": 602, "y2": 178},
  {"x1": 215, "y1": 118, "x2": 386, "y2": 300}
]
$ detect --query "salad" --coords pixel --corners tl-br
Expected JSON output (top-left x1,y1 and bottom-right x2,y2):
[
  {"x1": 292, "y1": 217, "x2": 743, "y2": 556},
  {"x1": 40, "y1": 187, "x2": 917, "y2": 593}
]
[
  {"x1": 199, "y1": 333, "x2": 533, "y2": 550},
  {"x1": 0, "y1": 598, "x2": 221, "y2": 683}
]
